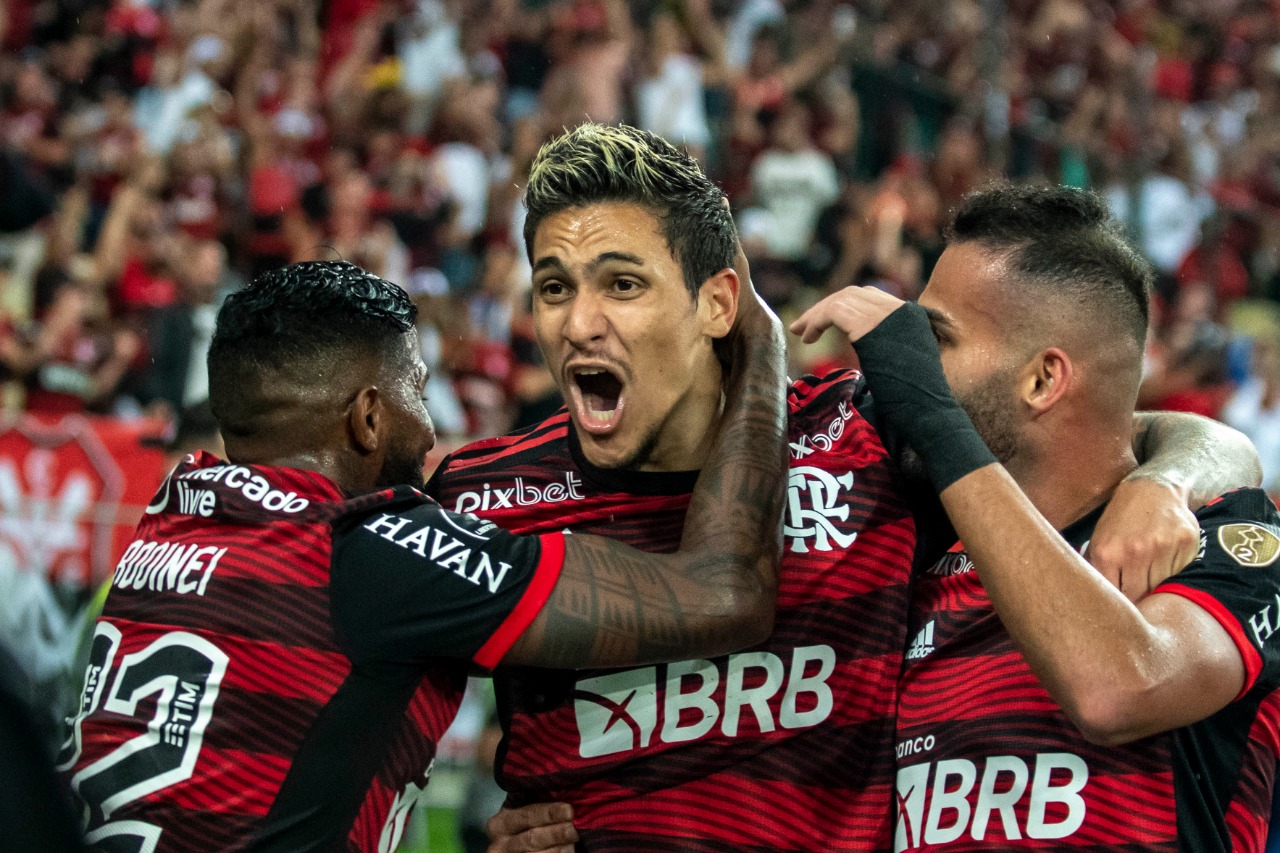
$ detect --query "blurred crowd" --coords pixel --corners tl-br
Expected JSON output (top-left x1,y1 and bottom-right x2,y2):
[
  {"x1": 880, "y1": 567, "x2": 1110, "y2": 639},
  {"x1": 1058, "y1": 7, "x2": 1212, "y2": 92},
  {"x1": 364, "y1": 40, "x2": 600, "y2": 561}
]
[
  {"x1": 6, "y1": 0, "x2": 1280, "y2": 490},
  {"x1": 10, "y1": 1, "x2": 1280, "y2": 849}
]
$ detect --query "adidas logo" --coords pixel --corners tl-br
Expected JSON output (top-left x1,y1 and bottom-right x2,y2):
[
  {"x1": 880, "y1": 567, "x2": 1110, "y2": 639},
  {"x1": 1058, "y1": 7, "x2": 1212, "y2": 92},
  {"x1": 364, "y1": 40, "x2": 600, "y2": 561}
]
[{"x1": 905, "y1": 621, "x2": 935, "y2": 660}]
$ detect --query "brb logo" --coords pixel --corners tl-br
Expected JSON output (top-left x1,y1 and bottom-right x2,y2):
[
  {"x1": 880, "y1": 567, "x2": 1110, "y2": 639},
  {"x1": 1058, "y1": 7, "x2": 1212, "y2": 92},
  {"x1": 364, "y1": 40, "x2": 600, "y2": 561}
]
[
  {"x1": 571, "y1": 645, "x2": 836, "y2": 758},
  {"x1": 894, "y1": 753, "x2": 1089, "y2": 851},
  {"x1": 784, "y1": 467, "x2": 857, "y2": 553}
]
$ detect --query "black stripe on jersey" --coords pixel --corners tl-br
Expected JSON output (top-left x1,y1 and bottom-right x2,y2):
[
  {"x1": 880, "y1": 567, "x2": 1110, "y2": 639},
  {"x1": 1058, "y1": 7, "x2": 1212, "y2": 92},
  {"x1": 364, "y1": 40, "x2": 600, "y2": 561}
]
[
  {"x1": 251, "y1": 667, "x2": 420, "y2": 852},
  {"x1": 790, "y1": 369, "x2": 861, "y2": 404},
  {"x1": 425, "y1": 418, "x2": 570, "y2": 500},
  {"x1": 1173, "y1": 672, "x2": 1261, "y2": 851},
  {"x1": 441, "y1": 413, "x2": 570, "y2": 468},
  {"x1": 567, "y1": 428, "x2": 699, "y2": 496}
]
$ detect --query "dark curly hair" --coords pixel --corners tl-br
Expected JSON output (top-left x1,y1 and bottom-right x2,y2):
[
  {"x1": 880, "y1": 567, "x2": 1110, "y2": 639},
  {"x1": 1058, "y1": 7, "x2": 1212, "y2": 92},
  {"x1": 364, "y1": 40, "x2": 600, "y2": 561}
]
[{"x1": 208, "y1": 261, "x2": 417, "y2": 437}]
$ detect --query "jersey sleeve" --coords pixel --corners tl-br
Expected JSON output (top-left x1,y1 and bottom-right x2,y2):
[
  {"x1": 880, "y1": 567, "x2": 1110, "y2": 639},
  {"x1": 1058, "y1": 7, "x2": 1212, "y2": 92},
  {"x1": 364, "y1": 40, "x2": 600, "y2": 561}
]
[
  {"x1": 1154, "y1": 488, "x2": 1280, "y2": 697},
  {"x1": 421, "y1": 453, "x2": 456, "y2": 501},
  {"x1": 331, "y1": 497, "x2": 565, "y2": 670}
]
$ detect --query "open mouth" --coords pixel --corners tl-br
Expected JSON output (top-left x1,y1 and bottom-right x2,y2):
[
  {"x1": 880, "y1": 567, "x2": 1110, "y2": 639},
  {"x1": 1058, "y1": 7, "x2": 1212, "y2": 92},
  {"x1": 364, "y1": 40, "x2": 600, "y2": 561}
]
[{"x1": 571, "y1": 367, "x2": 625, "y2": 434}]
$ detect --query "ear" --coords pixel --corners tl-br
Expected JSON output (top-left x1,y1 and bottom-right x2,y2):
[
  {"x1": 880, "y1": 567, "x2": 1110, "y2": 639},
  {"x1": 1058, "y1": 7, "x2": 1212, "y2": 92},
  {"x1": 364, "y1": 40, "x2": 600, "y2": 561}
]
[
  {"x1": 698, "y1": 267, "x2": 739, "y2": 340},
  {"x1": 1021, "y1": 348, "x2": 1073, "y2": 416},
  {"x1": 348, "y1": 386, "x2": 382, "y2": 454}
]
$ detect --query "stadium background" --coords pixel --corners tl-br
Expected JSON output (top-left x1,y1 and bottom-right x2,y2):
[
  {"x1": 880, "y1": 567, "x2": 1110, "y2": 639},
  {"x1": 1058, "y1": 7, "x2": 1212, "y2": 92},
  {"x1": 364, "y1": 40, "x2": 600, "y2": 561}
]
[{"x1": 5, "y1": 0, "x2": 1280, "y2": 848}]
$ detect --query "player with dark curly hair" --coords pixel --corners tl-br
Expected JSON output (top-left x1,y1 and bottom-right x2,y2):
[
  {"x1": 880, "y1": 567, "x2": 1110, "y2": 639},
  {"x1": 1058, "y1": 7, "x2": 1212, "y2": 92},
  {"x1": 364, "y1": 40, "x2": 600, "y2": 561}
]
[{"x1": 59, "y1": 258, "x2": 790, "y2": 852}]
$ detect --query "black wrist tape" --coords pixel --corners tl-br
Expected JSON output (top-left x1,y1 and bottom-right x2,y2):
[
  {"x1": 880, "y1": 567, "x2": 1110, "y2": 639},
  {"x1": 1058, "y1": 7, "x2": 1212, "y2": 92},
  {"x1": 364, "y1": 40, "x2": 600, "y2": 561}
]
[{"x1": 854, "y1": 303, "x2": 998, "y2": 491}]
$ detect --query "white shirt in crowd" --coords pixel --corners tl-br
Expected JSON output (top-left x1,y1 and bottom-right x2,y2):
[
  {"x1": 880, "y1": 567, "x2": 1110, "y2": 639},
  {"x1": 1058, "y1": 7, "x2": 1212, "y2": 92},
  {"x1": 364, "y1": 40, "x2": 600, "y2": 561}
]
[{"x1": 749, "y1": 148, "x2": 840, "y2": 261}]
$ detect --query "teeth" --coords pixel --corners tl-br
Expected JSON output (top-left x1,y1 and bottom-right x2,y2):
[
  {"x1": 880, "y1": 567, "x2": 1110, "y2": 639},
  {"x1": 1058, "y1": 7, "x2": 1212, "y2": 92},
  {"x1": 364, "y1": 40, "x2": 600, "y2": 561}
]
[
  {"x1": 576, "y1": 368, "x2": 605, "y2": 376},
  {"x1": 587, "y1": 409, "x2": 614, "y2": 421}
]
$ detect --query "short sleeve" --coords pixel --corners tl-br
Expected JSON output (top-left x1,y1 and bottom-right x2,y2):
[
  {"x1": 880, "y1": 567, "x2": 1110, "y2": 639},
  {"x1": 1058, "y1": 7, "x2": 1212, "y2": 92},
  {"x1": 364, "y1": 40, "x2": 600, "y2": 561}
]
[
  {"x1": 1155, "y1": 488, "x2": 1280, "y2": 697},
  {"x1": 331, "y1": 496, "x2": 564, "y2": 670}
]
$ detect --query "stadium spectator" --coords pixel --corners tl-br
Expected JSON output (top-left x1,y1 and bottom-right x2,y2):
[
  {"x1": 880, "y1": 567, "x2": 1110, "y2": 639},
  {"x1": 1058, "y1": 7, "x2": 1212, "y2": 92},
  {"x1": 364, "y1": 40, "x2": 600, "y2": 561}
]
[
  {"x1": 141, "y1": 237, "x2": 227, "y2": 418},
  {"x1": 7, "y1": 0, "x2": 1280, "y2": 442},
  {"x1": 1222, "y1": 334, "x2": 1280, "y2": 493}
]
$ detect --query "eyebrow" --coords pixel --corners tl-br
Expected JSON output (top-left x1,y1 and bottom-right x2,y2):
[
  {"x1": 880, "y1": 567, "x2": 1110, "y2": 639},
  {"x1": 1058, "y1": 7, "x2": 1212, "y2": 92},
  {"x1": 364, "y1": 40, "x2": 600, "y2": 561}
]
[
  {"x1": 921, "y1": 305, "x2": 953, "y2": 331},
  {"x1": 532, "y1": 251, "x2": 646, "y2": 275}
]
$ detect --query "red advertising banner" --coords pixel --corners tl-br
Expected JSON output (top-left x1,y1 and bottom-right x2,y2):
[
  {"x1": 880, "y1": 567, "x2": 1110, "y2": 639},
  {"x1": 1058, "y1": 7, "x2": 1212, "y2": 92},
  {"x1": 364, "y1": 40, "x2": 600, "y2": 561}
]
[{"x1": 0, "y1": 414, "x2": 168, "y2": 591}]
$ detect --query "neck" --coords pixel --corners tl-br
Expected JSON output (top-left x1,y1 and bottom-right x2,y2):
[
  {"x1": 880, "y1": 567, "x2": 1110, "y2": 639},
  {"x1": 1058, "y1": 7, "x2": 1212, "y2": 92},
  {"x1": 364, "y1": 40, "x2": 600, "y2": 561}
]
[
  {"x1": 640, "y1": 359, "x2": 726, "y2": 472},
  {"x1": 223, "y1": 444, "x2": 366, "y2": 495},
  {"x1": 1006, "y1": 421, "x2": 1137, "y2": 530}
]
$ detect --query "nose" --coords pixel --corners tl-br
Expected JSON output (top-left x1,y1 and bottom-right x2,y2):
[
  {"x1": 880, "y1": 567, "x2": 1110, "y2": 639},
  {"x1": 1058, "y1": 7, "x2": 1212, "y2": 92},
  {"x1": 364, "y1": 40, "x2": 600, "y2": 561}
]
[{"x1": 562, "y1": 289, "x2": 608, "y2": 348}]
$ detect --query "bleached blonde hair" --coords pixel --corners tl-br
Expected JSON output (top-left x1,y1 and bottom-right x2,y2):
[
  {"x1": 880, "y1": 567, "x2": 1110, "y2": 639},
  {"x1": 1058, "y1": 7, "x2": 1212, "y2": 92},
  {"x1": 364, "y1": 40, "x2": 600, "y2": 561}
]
[{"x1": 523, "y1": 123, "x2": 736, "y2": 299}]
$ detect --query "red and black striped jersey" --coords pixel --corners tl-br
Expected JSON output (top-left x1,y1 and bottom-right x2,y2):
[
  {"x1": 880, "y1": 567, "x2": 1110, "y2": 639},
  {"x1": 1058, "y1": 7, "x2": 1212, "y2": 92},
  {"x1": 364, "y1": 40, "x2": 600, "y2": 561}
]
[
  {"x1": 428, "y1": 369, "x2": 916, "y2": 852},
  {"x1": 895, "y1": 487, "x2": 1280, "y2": 852},
  {"x1": 60, "y1": 451, "x2": 564, "y2": 853}
]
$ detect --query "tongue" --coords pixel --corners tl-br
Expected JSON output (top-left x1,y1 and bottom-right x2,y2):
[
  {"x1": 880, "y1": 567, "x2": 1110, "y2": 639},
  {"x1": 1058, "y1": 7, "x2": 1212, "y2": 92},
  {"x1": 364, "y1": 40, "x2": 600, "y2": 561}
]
[
  {"x1": 583, "y1": 390, "x2": 618, "y2": 416},
  {"x1": 578, "y1": 372, "x2": 621, "y2": 419}
]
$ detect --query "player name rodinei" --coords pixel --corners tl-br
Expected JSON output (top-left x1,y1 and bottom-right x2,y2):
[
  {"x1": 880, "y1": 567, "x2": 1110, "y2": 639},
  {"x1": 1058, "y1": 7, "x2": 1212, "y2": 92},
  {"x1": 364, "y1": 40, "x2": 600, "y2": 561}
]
[{"x1": 112, "y1": 539, "x2": 228, "y2": 596}]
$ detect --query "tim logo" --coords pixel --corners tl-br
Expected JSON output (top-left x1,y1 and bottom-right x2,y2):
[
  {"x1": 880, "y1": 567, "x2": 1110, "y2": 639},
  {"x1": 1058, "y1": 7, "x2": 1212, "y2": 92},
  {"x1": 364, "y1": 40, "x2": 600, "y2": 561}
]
[
  {"x1": 572, "y1": 669, "x2": 658, "y2": 758},
  {"x1": 784, "y1": 467, "x2": 857, "y2": 553}
]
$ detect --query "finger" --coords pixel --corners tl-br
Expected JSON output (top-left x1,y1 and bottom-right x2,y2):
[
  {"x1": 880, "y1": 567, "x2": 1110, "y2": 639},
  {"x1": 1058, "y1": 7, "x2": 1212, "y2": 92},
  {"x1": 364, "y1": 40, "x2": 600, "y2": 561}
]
[
  {"x1": 790, "y1": 306, "x2": 834, "y2": 343},
  {"x1": 1118, "y1": 557, "x2": 1146, "y2": 603},
  {"x1": 505, "y1": 824, "x2": 580, "y2": 853},
  {"x1": 487, "y1": 803, "x2": 574, "y2": 839},
  {"x1": 1156, "y1": 535, "x2": 1199, "y2": 590},
  {"x1": 488, "y1": 823, "x2": 579, "y2": 853}
]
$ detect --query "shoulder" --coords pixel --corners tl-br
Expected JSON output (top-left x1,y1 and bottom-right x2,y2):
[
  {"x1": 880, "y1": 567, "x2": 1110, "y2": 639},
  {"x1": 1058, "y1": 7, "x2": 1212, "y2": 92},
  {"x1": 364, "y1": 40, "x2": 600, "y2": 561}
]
[
  {"x1": 434, "y1": 413, "x2": 572, "y2": 481},
  {"x1": 789, "y1": 368, "x2": 868, "y2": 410},
  {"x1": 788, "y1": 368, "x2": 875, "y2": 432},
  {"x1": 1195, "y1": 489, "x2": 1280, "y2": 570},
  {"x1": 337, "y1": 490, "x2": 504, "y2": 546}
]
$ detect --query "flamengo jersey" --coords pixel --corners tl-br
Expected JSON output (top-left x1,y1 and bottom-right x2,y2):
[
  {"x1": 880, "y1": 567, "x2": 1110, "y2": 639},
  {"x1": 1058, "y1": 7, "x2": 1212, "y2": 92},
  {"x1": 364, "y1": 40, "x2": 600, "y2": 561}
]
[
  {"x1": 60, "y1": 451, "x2": 564, "y2": 853},
  {"x1": 895, "y1": 488, "x2": 1280, "y2": 852},
  {"x1": 428, "y1": 369, "x2": 916, "y2": 852}
]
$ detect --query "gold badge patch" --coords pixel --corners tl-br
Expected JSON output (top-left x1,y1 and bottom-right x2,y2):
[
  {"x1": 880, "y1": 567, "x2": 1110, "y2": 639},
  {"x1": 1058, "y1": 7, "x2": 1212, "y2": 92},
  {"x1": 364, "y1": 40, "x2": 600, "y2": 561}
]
[{"x1": 1217, "y1": 523, "x2": 1280, "y2": 567}]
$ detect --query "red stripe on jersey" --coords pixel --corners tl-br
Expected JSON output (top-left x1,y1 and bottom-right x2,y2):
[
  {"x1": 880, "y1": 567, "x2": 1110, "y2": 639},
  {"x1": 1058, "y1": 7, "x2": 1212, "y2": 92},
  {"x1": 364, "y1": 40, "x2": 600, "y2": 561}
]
[
  {"x1": 474, "y1": 532, "x2": 565, "y2": 669},
  {"x1": 1251, "y1": 689, "x2": 1280, "y2": 755},
  {"x1": 159, "y1": 748, "x2": 291, "y2": 816},
  {"x1": 405, "y1": 667, "x2": 466, "y2": 739},
  {"x1": 457, "y1": 416, "x2": 570, "y2": 469},
  {"x1": 219, "y1": 636, "x2": 350, "y2": 703},
  {"x1": 1157, "y1": 582, "x2": 1262, "y2": 697},
  {"x1": 576, "y1": 776, "x2": 862, "y2": 850},
  {"x1": 788, "y1": 370, "x2": 858, "y2": 408},
  {"x1": 1225, "y1": 691, "x2": 1280, "y2": 852},
  {"x1": 207, "y1": 525, "x2": 331, "y2": 587},
  {"x1": 352, "y1": 778, "x2": 394, "y2": 853},
  {"x1": 1226, "y1": 805, "x2": 1268, "y2": 853}
]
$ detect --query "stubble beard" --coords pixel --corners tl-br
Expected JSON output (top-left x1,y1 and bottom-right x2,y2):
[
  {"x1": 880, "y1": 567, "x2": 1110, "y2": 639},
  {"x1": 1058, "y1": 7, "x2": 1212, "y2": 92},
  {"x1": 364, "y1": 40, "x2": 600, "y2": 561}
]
[{"x1": 896, "y1": 369, "x2": 1020, "y2": 485}]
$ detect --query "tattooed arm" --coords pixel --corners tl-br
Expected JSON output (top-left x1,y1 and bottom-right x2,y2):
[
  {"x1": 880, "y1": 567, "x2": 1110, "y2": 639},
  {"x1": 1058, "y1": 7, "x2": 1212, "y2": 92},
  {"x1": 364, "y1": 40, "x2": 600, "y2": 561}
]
[
  {"x1": 1085, "y1": 412, "x2": 1262, "y2": 599},
  {"x1": 1128, "y1": 410, "x2": 1260, "y2": 505},
  {"x1": 504, "y1": 258, "x2": 789, "y2": 668},
  {"x1": 333, "y1": 254, "x2": 786, "y2": 673}
]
